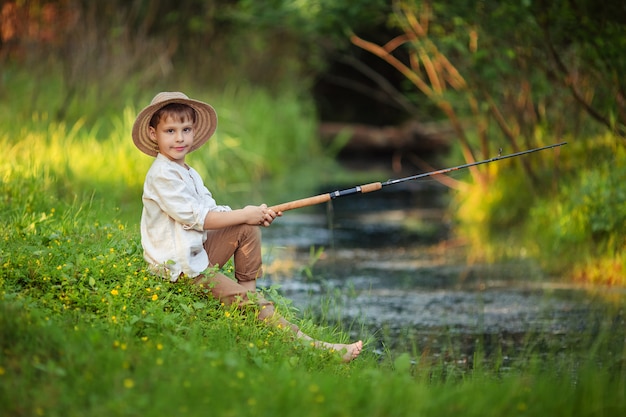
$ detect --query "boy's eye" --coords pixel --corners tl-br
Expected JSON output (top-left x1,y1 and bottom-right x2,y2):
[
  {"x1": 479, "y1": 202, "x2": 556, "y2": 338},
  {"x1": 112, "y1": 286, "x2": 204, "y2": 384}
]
[{"x1": 184, "y1": 127, "x2": 192, "y2": 132}]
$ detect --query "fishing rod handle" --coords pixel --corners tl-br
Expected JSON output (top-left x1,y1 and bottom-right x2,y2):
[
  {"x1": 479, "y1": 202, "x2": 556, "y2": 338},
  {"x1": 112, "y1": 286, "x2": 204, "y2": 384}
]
[
  {"x1": 358, "y1": 181, "x2": 383, "y2": 193},
  {"x1": 270, "y1": 182, "x2": 382, "y2": 213},
  {"x1": 269, "y1": 193, "x2": 332, "y2": 213}
]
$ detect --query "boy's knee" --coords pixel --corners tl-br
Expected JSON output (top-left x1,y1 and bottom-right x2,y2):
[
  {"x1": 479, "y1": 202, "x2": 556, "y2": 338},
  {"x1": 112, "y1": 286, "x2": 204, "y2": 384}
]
[{"x1": 243, "y1": 224, "x2": 262, "y2": 241}]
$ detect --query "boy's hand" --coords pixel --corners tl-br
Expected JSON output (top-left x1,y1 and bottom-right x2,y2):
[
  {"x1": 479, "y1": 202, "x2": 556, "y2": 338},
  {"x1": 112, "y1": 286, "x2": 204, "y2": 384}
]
[{"x1": 244, "y1": 204, "x2": 281, "y2": 227}]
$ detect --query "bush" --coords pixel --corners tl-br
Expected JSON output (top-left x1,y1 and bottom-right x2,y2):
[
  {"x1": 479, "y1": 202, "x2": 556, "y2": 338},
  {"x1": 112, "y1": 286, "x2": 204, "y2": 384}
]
[
  {"x1": 528, "y1": 137, "x2": 626, "y2": 282},
  {"x1": 453, "y1": 134, "x2": 625, "y2": 283}
]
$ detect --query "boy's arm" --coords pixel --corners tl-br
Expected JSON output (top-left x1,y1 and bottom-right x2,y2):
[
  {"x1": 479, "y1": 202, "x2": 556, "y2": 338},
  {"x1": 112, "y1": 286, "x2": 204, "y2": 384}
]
[{"x1": 203, "y1": 204, "x2": 281, "y2": 230}]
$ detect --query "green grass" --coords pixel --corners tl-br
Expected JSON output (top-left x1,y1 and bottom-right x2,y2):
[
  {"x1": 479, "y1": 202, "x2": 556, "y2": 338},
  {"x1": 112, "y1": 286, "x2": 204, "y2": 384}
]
[{"x1": 2, "y1": 265, "x2": 625, "y2": 417}]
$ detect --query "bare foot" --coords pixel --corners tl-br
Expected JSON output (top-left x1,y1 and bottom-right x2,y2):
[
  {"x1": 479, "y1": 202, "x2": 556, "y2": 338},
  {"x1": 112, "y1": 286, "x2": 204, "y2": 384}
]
[
  {"x1": 325, "y1": 340, "x2": 362, "y2": 362},
  {"x1": 296, "y1": 331, "x2": 363, "y2": 362}
]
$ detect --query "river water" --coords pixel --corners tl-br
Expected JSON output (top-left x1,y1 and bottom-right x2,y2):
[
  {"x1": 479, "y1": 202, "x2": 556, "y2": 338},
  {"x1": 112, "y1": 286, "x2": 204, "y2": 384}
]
[{"x1": 260, "y1": 181, "x2": 625, "y2": 365}]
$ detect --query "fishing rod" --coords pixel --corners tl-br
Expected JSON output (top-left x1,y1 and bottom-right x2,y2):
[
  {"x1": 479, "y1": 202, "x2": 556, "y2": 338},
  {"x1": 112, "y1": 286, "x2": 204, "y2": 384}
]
[{"x1": 269, "y1": 142, "x2": 567, "y2": 213}]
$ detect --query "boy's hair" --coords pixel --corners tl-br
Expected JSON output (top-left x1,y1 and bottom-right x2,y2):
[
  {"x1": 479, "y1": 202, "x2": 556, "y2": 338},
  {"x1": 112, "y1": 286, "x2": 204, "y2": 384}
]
[{"x1": 149, "y1": 103, "x2": 196, "y2": 128}]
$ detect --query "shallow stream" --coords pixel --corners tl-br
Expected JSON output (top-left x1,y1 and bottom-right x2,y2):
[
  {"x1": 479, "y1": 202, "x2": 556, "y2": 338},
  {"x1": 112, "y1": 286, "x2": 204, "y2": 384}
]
[{"x1": 260, "y1": 182, "x2": 625, "y2": 364}]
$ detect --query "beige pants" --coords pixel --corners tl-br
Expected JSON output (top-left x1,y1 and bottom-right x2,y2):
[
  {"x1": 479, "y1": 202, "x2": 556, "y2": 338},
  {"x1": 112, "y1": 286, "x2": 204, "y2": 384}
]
[{"x1": 194, "y1": 224, "x2": 299, "y2": 333}]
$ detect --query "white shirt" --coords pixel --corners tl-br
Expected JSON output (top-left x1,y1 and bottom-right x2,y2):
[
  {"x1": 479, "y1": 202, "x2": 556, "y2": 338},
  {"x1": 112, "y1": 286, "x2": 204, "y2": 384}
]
[{"x1": 141, "y1": 153, "x2": 231, "y2": 281}]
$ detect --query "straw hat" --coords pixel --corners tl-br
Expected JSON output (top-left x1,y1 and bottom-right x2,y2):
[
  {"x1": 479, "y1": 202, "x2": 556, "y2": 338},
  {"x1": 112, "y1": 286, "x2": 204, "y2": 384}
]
[{"x1": 132, "y1": 92, "x2": 218, "y2": 157}]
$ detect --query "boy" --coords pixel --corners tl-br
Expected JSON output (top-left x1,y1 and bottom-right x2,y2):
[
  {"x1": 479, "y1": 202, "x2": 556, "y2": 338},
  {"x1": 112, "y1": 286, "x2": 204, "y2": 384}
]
[{"x1": 132, "y1": 92, "x2": 362, "y2": 362}]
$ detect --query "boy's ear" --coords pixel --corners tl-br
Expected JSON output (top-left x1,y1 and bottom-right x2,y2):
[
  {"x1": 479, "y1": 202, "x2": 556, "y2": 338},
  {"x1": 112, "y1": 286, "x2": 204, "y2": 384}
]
[{"x1": 148, "y1": 126, "x2": 156, "y2": 140}]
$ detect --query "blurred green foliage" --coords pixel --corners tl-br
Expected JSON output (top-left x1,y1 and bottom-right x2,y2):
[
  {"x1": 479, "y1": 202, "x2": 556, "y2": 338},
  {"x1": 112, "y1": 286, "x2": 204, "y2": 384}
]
[
  {"x1": 527, "y1": 137, "x2": 626, "y2": 282},
  {"x1": 453, "y1": 135, "x2": 625, "y2": 283}
]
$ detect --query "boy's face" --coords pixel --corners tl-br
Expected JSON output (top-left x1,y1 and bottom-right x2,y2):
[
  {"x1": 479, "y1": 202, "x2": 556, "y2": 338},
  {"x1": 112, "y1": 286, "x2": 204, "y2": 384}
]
[{"x1": 149, "y1": 114, "x2": 195, "y2": 166}]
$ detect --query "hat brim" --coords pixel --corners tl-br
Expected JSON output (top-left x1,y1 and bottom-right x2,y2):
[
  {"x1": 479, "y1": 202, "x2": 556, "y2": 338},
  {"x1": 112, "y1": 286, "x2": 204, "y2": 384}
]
[{"x1": 132, "y1": 95, "x2": 218, "y2": 157}]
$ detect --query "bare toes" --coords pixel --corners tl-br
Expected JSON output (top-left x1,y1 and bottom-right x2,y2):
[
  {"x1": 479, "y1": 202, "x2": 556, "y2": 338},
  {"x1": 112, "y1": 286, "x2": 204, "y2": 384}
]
[{"x1": 342, "y1": 340, "x2": 363, "y2": 363}]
